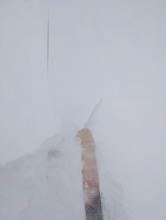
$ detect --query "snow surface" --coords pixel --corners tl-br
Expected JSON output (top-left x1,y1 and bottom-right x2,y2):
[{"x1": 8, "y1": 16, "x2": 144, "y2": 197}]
[
  {"x1": 0, "y1": 133, "x2": 85, "y2": 220},
  {"x1": 0, "y1": 131, "x2": 128, "y2": 220}
]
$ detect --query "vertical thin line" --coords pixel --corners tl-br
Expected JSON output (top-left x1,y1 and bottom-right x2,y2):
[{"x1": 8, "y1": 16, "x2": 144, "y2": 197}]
[{"x1": 47, "y1": 14, "x2": 49, "y2": 72}]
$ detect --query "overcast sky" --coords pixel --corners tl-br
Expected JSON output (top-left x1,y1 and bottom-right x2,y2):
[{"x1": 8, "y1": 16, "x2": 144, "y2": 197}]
[{"x1": 0, "y1": 0, "x2": 166, "y2": 219}]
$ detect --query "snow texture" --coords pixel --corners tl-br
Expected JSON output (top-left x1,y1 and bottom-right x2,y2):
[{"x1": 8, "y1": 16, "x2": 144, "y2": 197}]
[
  {"x1": 0, "y1": 130, "x2": 127, "y2": 220},
  {"x1": 0, "y1": 133, "x2": 85, "y2": 220}
]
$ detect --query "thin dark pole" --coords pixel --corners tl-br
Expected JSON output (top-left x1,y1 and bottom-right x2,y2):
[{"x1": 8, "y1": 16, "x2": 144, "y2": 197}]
[{"x1": 47, "y1": 14, "x2": 49, "y2": 72}]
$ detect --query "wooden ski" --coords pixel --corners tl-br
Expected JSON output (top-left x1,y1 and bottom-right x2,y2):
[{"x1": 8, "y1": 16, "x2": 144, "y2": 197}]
[{"x1": 77, "y1": 128, "x2": 103, "y2": 220}]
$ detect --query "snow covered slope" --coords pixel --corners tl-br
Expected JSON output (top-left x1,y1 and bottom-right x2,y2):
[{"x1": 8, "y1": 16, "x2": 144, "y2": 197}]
[
  {"x1": 0, "y1": 130, "x2": 128, "y2": 220},
  {"x1": 0, "y1": 133, "x2": 85, "y2": 220}
]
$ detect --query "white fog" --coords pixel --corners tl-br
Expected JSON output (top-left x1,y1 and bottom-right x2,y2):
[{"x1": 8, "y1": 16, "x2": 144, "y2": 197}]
[{"x1": 0, "y1": 0, "x2": 166, "y2": 220}]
